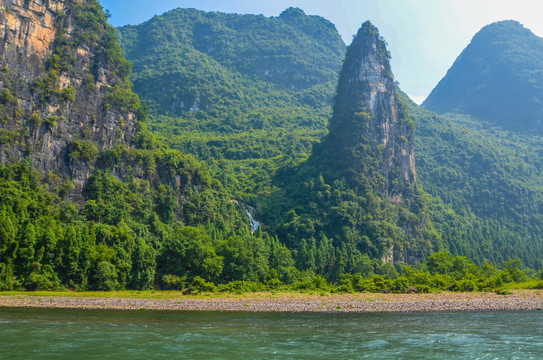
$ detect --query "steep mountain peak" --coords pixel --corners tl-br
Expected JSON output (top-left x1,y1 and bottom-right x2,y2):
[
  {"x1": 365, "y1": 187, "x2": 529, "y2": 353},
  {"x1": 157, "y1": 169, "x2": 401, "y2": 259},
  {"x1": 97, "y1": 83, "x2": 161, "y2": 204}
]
[
  {"x1": 263, "y1": 22, "x2": 429, "y2": 265},
  {"x1": 474, "y1": 20, "x2": 529, "y2": 39},
  {"x1": 332, "y1": 20, "x2": 393, "y2": 122},
  {"x1": 351, "y1": 21, "x2": 383, "y2": 47},
  {"x1": 423, "y1": 20, "x2": 543, "y2": 131},
  {"x1": 325, "y1": 20, "x2": 415, "y2": 202}
]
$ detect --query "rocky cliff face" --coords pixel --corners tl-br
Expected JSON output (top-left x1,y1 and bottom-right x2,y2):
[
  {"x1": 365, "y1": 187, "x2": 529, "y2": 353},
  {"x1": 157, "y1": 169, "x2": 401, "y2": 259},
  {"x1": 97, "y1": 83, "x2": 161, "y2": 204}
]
[
  {"x1": 0, "y1": 0, "x2": 60, "y2": 71},
  {"x1": 0, "y1": 0, "x2": 137, "y2": 197},
  {"x1": 325, "y1": 21, "x2": 416, "y2": 203}
]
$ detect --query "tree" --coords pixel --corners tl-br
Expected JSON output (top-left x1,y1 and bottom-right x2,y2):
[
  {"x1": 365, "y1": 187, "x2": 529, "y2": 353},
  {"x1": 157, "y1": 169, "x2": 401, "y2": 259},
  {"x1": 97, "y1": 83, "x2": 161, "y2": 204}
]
[
  {"x1": 15, "y1": 222, "x2": 36, "y2": 278},
  {"x1": 93, "y1": 261, "x2": 120, "y2": 291},
  {"x1": 0, "y1": 206, "x2": 17, "y2": 264},
  {"x1": 217, "y1": 235, "x2": 269, "y2": 282},
  {"x1": 427, "y1": 251, "x2": 454, "y2": 275},
  {"x1": 157, "y1": 226, "x2": 223, "y2": 281},
  {"x1": 129, "y1": 238, "x2": 156, "y2": 290}
]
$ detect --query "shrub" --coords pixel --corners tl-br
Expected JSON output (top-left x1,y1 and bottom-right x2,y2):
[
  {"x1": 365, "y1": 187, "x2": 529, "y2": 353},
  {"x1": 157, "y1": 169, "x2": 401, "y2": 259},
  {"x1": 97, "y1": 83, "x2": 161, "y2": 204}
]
[
  {"x1": 0, "y1": 88, "x2": 13, "y2": 104},
  {"x1": 218, "y1": 280, "x2": 265, "y2": 294},
  {"x1": 417, "y1": 284, "x2": 432, "y2": 293},
  {"x1": 161, "y1": 274, "x2": 186, "y2": 290},
  {"x1": 45, "y1": 116, "x2": 57, "y2": 128},
  {"x1": 390, "y1": 276, "x2": 409, "y2": 293},
  {"x1": 372, "y1": 275, "x2": 388, "y2": 292},
  {"x1": 29, "y1": 111, "x2": 41, "y2": 127},
  {"x1": 61, "y1": 84, "x2": 76, "y2": 103},
  {"x1": 292, "y1": 274, "x2": 329, "y2": 292},
  {"x1": 336, "y1": 279, "x2": 354, "y2": 293},
  {"x1": 186, "y1": 276, "x2": 217, "y2": 294},
  {"x1": 68, "y1": 140, "x2": 98, "y2": 163},
  {"x1": 495, "y1": 288, "x2": 513, "y2": 295},
  {"x1": 430, "y1": 274, "x2": 453, "y2": 290},
  {"x1": 103, "y1": 86, "x2": 140, "y2": 112},
  {"x1": 266, "y1": 278, "x2": 284, "y2": 290},
  {"x1": 25, "y1": 265, "x2": 60, "y2": 291},
  {"x1": 359, "y1": 279, "x2": 380, "y2": 293},
  {"x1": 452, "y1": 279, "x2": 477, "y2": 292}
]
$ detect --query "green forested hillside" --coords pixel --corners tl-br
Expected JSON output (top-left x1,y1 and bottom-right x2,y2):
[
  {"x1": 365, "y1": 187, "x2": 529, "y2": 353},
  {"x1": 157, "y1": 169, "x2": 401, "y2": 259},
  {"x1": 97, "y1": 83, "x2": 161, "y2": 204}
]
[
  {"x1": 116, "y1": 7, "x2": 346, "y2": 202},
  {"x1": 423, "y1": 20, "x2": 543, "y2": 132},
  {"x1": 414, "y1": 20, "x2": 543, "y2": 267},
  {"x1": 409, "y1": 94, "x2": 543, "y2": 267},
  {"x1": 0, "y1": 0, "x2": 280, "y2": 291}
]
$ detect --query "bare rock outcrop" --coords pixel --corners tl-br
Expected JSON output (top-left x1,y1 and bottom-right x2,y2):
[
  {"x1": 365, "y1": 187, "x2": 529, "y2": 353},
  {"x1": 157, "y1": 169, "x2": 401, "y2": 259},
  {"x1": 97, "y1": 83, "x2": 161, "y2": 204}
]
[
  {"x1": 0, "y1": 0, "x2": 136, "y2": 199},
  {"x1": 327, "y1": 21, "x2": 416, "y2": 203}
]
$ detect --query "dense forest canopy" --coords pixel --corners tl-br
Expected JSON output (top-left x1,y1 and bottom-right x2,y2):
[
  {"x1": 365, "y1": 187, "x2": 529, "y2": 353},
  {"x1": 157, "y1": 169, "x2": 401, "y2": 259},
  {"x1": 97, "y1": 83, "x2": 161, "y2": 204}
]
[
  {"x1": 409, "y1": 93, "x2": 543, "y2": 267},
  {"x1": 116, "y1": 8, "x2": 543, "y2": 269}
]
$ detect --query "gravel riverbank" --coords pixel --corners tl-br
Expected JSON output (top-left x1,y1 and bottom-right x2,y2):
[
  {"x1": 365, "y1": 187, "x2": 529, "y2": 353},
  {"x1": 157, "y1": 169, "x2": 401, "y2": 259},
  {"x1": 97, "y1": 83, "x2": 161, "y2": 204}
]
[{"x1": 1, "y1": 291, "x2": 542, "y2": 313}]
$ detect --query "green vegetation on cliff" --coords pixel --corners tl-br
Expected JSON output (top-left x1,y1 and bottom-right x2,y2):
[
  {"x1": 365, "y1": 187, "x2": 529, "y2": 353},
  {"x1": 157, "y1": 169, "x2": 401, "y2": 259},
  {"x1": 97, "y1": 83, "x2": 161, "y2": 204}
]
[{"x1": 0, "y1": 1, "x2": 252, "y2": 291}]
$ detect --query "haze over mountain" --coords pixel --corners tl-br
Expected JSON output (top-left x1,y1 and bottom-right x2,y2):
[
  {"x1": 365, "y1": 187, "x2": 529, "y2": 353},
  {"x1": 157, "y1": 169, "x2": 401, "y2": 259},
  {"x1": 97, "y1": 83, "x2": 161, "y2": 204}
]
[{"x1": 423, "y1": 20, "x2": 543, "y2": 132}]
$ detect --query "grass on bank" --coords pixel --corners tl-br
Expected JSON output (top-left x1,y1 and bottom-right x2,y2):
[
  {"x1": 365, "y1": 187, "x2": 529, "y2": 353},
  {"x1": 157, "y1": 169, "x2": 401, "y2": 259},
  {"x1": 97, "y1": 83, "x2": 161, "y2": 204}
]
[{"x1": 0, "y1": 279, "x2": 541, "y2": 299}]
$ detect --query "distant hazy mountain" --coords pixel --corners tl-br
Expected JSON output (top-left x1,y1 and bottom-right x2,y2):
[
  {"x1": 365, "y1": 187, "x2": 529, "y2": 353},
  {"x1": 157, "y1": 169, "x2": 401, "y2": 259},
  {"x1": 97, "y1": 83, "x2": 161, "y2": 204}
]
[{"x1": 423, "y1": 20, "x2": 543, "y2": 132}]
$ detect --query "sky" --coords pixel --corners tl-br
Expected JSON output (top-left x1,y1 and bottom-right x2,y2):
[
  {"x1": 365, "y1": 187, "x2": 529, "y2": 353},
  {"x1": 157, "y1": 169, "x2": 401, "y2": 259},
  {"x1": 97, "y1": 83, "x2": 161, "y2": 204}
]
[{"x1": 99, "y1": 0, "x2": 543, "y2": 104}]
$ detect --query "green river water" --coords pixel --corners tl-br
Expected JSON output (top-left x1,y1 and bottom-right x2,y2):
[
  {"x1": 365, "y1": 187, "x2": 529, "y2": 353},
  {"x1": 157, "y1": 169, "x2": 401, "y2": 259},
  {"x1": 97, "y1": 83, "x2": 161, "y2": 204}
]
[{"x1": 0, "y1": 308, "x2": 542, "y2": 359}]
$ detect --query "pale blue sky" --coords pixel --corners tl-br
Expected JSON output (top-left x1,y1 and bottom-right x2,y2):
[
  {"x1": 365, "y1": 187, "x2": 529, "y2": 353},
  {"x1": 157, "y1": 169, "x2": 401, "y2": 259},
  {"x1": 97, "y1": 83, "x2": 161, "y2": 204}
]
[{"x1": 99, "y1": 0, "x2": 543, "y2": 104}]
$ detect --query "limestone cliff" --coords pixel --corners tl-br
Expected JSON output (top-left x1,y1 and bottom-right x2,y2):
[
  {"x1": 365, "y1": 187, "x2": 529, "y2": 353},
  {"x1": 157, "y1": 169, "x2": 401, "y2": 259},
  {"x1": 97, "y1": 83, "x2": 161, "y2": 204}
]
[
  {"x1": 0, "y1": 0, "x2": 137, "y2": 197},
  {"x1": 323, "y1": 21, "x2": 416, "y2": 203}
]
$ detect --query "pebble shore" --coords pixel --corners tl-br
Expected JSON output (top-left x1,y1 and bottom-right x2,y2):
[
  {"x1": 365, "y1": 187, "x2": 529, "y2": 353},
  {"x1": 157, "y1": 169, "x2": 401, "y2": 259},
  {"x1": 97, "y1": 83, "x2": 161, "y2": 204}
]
[{"x1": 1, "y1": 291, "x2": 542, "y2": 313}]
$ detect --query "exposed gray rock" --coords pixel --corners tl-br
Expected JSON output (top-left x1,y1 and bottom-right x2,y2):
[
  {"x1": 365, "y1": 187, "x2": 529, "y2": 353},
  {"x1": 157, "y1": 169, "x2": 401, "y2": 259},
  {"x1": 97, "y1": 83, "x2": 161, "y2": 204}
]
[
  {"x1": 329, "y1": 21, "x2": 416, "y2": 203},
  {"x1": 0, "y1": 0, "x2": 136, "y2": 199}
]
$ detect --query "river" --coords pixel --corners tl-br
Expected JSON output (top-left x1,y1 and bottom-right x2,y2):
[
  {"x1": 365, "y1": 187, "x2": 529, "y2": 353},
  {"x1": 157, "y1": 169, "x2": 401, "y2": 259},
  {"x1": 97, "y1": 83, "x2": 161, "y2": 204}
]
[{"x1": 0, "y1": 308, "x2": 542, "y2": 359}]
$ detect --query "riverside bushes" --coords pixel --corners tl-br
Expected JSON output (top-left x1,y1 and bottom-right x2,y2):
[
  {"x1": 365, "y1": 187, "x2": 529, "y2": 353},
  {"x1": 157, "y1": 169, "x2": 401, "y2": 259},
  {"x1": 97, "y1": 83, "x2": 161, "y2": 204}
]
[{"x1": 158, "y1": 252, "x2": 541, "y2": 295}]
